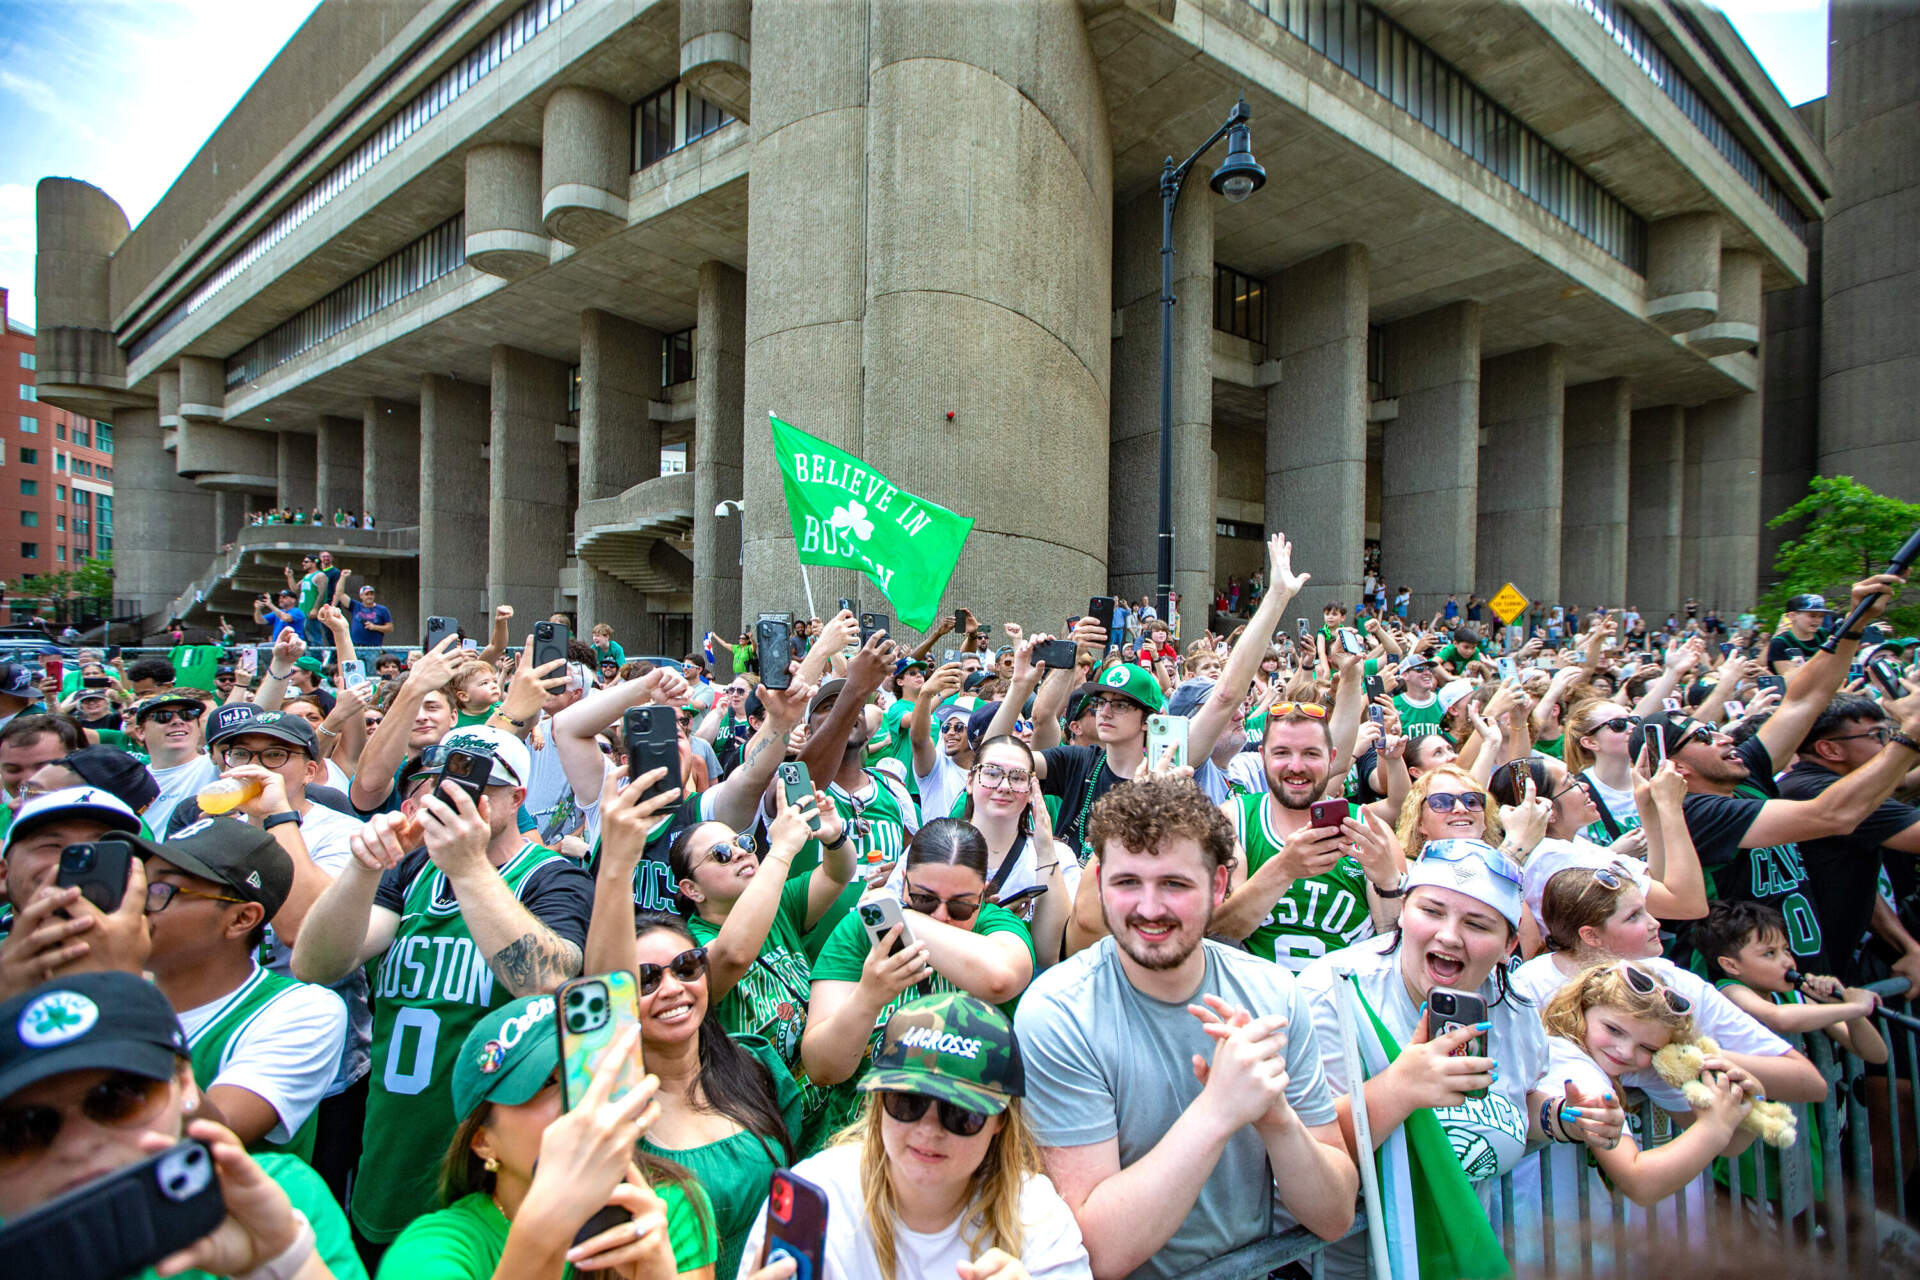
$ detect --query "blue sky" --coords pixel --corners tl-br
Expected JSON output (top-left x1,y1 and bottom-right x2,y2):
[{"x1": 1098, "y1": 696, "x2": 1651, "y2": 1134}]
[{"x1": 0, "y1": 0, "x2": 1829, "y2": 327}]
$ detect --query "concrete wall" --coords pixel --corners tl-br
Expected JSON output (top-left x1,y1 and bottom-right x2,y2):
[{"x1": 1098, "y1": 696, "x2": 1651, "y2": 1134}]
[
  {"x1": 693, "y1": 262, "x2": 746, "y2": 654},
  {"x1": 1381, "y1": 302, "x2": 1481, "y2": 618},
  {"x1": 363, "y1": 398, "x2": 420, "y2": 526},
  {"x1": 488, "y1": 345, "x2": 571, "y2": 622},
  {"x1": 1762, "y1": 222, "x2": 1821, "y2": 589},
  {"x1": 114, "y1": 407, "x2": 217, "y2": 619},
  {"x1": 1559, "y1": 379, "x2": 1631, "y2": 610},
  {"x1": 577, "y1": 308, "x2": 663, "y2": 640},
  {"x1": 419, "y1": 374, "x2": 491, "y2": 629},
  {"x1": 1685, "y1": 381, "x2": 1765, "y2": 613},
  {"x1": 1476, "y1": 346, "x2": 1564, "y2": 608},
  {"x1": 1627, "y1": 406, "x2": 1684, "y2": 616}
]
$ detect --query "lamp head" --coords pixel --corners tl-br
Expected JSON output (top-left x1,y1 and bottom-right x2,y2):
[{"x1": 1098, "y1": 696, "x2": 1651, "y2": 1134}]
[{"x1": 1209, "y1": 121, "x2": 1265, "y2": 203}]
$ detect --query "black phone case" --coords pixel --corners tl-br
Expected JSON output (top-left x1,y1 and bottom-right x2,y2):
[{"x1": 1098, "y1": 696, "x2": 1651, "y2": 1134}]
[
  {"x1": 860, "y1": 612, "x2": 890, "y2": 643},
  {"x1": 1033, "y1": 639, "x2": 1076, "y2": 669},
  {"x1": 1087, "y1": 596, "x2": 1116, "y2": 637},
  {"x1": 757, "y1": 619, "x2": 793, "y2": 690},
  {"x1": 439, "y1": 749, "x2": 493, "y2": 804},
  {"x1": 625, "y1": 707, "x2": 682, "y2": 803},
  {"x1": 425, "y1": 616, "x2": 458, "y2": 650},
  {"x1": 0, "y1": 1140, "x2": 225, "y2": 1280},
  {"x1": 533, "y1": 622, "x2": 570, "y2": 670},
  {"x1": 55, "y1": 841, "x2": 134, "y2": 913}
]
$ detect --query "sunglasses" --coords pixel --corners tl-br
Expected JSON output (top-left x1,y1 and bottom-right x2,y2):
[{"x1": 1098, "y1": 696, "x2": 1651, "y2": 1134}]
[
  {"x1": 903, "y1": 879, "x2": 982, "y2": 922},
  {"x1": 692, "y1": 832, "x2": 756, "y2": 869},
  {"x1": 1423, "y1": 791, "x2": 1487, "y2": 814},
  {"x1": 145, "y1": 882, "x2": 247, "y2": 913},
  {"x1": 973, "y1": 764, "x2": 1032, "y2": 790},
  {"x1": 879, "y1": 1090, "x2": 990, "y2": 1137},
  {"x1": 0, "y1": 1072, "x2": 171, "y2": 1166},
  {"x1": 141, "y1": 704, "x2": 205, "y2": 725},
  {"x1": 1418, "y1": 838, "x2": 1523, "y2": 887},
  {"x1": 1272, "y1": 702, "x2": 1328, "y2": 718},
  {"x1": 638, "y1": 946, "x2": 709, "y2": 996},
  {"x1": 1593, "y1": 717, "x2": 1633, "y2": 735},
  {"x1": 1617, "y1": 960, "x2": 1692, "y2": 1014},
  {"x1": 1587, "y1": 859, "x2": 1641, "y2": 892}
]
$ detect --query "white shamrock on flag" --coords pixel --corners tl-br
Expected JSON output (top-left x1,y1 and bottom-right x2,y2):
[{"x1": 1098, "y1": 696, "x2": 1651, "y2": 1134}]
[{"x1": 828, "y1": 501, "x2": 875, "y2": 542}]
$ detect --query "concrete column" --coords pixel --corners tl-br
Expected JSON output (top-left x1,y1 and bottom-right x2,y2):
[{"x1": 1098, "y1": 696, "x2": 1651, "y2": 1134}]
[
  {"x1": 1762, "y1": 222, "x2": 1821, "y2": 576},
  {"x1": 33, "y1": 178, "x2": 131, "y2": 412},
  {"x1": 170, "y1": 357, "x2": 276, "y2": 484},
  {"x1": 1267, "y1": 244, "x2": 1369, "y2": 630},
  {"x1": 1689, "y1": 250, "x2": 1762, "y2": 356},
  {"x1": 465, "y1": 144, "x2": 550, "y2": 279},
  {"x1": 1380, "y1": 302, "x2": 1481, "y2": 619},
  {"x1": 214, "y1": 491, "x2": 247, "y2": 551},
  {"x1": 1110, "y1": 186, "x2": 1209, "y2": 620},
  {"x1": 362, "y1": 398, "x2": 420, "y2": 527},
  {"x1": 1684, "y1": 382, "x2": 1765, "y2": 614},
  {"x1": 680, "y1": 0, "x2": 752, "y2": 121},
  {"x1": 489, "y1": 345, "x2": 570, "y2": 621},
  {"x1": 1627, "y1": 407, "x2": 1684, "y2": 616},
  {"x1": 420, "y1": 374, "x2": 491, "y2": 629},
  {"x1": 1644, "y1": 213, "x2": 1721, "y2": 333},
  {"x1": 1476, "y1": 346, "x2": 1565, "y2": 609},
  {"x1": 694, "y1": 262, "x2": 746, "y2": 666},
  {"x1": 1559, "y1": 379, "x2": 1631, "y2": 610},
  {"x1": 275, "y1": 433, "x2": 316, "y2": 513},
  {"x1": 115, "y1": 406, "x2": 217, "y2": 619},
  {"x1": 541, "y1": 87, "x2": 630, "y2": 247},
  {"x1": 315, "y1": 416, "x2": 363, "y2": 517},
  {"x1": 576, "y1": 308, "x2": 661, "y2": 640},
  {"x1": 1820, "y1": 2, "x2": 1920, "y2": 498}
]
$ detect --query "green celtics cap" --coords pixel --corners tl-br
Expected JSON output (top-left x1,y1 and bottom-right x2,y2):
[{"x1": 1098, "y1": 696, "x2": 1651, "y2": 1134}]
[
  {"x1": 858, "y1": 992, "x2": 1024, "y2": 1116},
  {"x1": 451, "y1": 993, "x2": 559, "y2": 1122},
  {"x1": 1093, "y1": 660, "x2": 1166, "y2": 714}
]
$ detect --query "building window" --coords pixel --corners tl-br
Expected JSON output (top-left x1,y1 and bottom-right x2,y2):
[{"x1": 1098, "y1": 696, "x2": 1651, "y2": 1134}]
[
  {"x1": 97, "y1": 494, "x2": 111, "y2": 552},
  {"x1": 54, "y1": 454, "x2": 65, "y2": 472},
  {"x1": 19, "y1": 480, "x2": 35, "y2": 496},
  {"x1": 54, "y1": 485, "x2": 63, "y2": 502},
  {"x1": 662, "y1": 327, "x2": 696, "y2": 386},
  {"x1": 17, "y1": 385, "x2": 34, "y2": 402},
  {"x1": 54, "y1": 515, "x2": 64, "y2": 531},
  {"x1": 20, "y1": 543, "x2": 37, "y2": 559},
  {"x1": 17, "y1": 415, "x2": 35, "y2": 434},
  {"x1": 97, "y1": 466, "x2": 110, "y2": 480},
  {"x1": 566, "y1": 365, "x2": 580, "y2": 428},
  {"x1": 73, "y1": 489, "x2": 88, "y2": 507},
  {"x1": 1212, "y1": 265, "x2": 1266, "y2": 343},
  {"x1": 71, "y1": 460, "x2": 88, "y2": 477},
  {"x1": 632, "y1": 81, "x2": 735, "y2": 170},
  {"x1": 17, "y1": 353, "x2": 33, "y2": 370},
  {"x1": 55, "y1": 424, "x2": 65, "y2": 440},
  {"x1": 71, "y1": 430, "x2": 87, "y2": 448},
  {"x1": 95, "y1": 423, "x2": 111, "y2": 453},
  {"x1": 55, "y1": 545, "x2": 64, "y2": 562},
  {"x1": 20, "y1": 448, "x2": 37, "y2": 464},
  {"x1": 20, "y1": 512, "x2": 37, "y2": 527}
]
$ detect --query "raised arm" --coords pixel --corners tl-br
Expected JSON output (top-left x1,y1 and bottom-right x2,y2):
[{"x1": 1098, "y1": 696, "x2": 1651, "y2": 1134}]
[
  {"x1": 911, "y1": 664, "x2": 964, "y2": 777},
  {"x1": 422, "y1": 784, "x2": 581, "y2": 996},
  {"x1": 290, "y1": 814, "x2": 405, "y2": 984},
  {"x1": 348, "y1": 637, "x2": 461, "y2": 811},
  {"x1": 1190, "y1": 535, "x2": 1305, "y2": 759},
  {"x1": 477, "y1": 604, "x2": 513, "y2": 665},
  {"x1": 703, "y1": 676, "x2": 814, "y2": 833},
  {"x1": 1759, "y1": 574, "x2": 1905, "y2": 763}
]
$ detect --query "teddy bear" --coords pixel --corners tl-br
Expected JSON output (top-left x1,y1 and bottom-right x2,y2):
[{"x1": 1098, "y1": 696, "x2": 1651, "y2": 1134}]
[{"x1": 1652, "y1": 1035, "x2": 1797, "y2": 1148}]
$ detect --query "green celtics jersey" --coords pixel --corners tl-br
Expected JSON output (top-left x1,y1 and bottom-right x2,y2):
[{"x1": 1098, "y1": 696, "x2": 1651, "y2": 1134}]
[
  {"x1": 1231, "y1": 794, "x2": 1373, "y2": 970},
  {"x1": 585, "y1": 794, "x2": 704, "y2": 916},
  {"x1": 825, "y1": 769, "x2": 917, "y2": 870},
  {"x1": 865, "y1": 699, "x2": 920, "y2": 797},
  {"x1": 1391, "y1": 692, "x2": 1445, "y2": 736},
  {"x1": 185, "y1": 966, "x2": 321, "y2": 1162},
  {"x1": 352, "y1": 840, "x2": 572, "y2": 1242}
]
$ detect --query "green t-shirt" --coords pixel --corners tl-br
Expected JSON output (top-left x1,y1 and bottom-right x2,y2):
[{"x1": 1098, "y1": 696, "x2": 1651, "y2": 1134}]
[
  {"x1": 454, "y1": 700, "x2": 500, "y2": 728},
  {"x1": 590, "y1": 640, "x2": 626, "y2": 669},
  {"x1": 1436, "y1": 643, "x2": 1479, "y2": 672},
  {"x1": 807, "y1": 902, "x2": 1034, "y2": 1136},
  {"x1": 130, "y1": 1153, "x2": 367, "y2": 1280},
  {"x1": 641, "y1": 1035, "x2": 801, "y2": 1280},
  {"x1": 865, "y1": 699, "x2": 920, "y2": 797},
  {"x1": 1392, "y1": 691, "x2": 1445, "y2": 736},
  {"x1": 1534, "y1": 733, "x2": 1565, "y2": 761},
  {"x1": 378, "y1": 1183, "x2": 714, "y2": 1280}
]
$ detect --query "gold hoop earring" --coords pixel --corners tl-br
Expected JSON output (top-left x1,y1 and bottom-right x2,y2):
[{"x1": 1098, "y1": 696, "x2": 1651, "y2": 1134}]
[{"x1": 483, "y1": 1157, "x2": 500, "y2": 1172}]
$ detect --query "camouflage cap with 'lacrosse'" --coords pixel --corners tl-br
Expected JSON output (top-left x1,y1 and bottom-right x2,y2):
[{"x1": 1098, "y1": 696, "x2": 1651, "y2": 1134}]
[{"x1": 857, "y1": 992, "x2": 1025, "y2": 1116}]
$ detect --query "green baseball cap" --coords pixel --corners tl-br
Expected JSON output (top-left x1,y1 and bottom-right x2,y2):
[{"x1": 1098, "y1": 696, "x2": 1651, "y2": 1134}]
[
  {"x1": 1092, "y1": 661, "x2": 1166, "y2": 714},
  {"x1": 857, "y1": 992, "x2": 1025, "y2": 1116},
  {"x1": 451, "y1": 994, "x2": 559, "y2": 1122}
]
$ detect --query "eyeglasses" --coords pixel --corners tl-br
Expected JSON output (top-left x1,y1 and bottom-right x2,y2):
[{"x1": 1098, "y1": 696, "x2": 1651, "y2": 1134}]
[
  {"x1": 1423, "y1": 791, "x2": 1487, "y2": 814},
  {"x1": 903, "y1": 879, "x2": 982, "y2": 922},
  {"x1": 940, "y1": 717, "x2": 969, "y2": 734},
  {"x1": 973, "y1": 764, "x2": 1032, "y2": 791},
  {"x1": 0, "y1": 1072, "x2": 173, "y2": 1166},
  {"x1": 692, "y1": 832, "x2": 756, "y2": 870},
  {"x1": 1661, "y1": 717, "x2": 1712, "y2": 755},
  {"x1": 1822, "y1": 725, "x2": 1892, "y2": 746},
  {"x1": 141, "y1": 704, "x2": 205, "y2": 725},
  {"x1": 1418, "y1": 838, "x2": 1523, "y2": 887},
  {"x1": 218, "y1": 744, "x2": 304, "y2": 769},
  {"x1": 879, "y1": 1090, "x2": 990, "y2": 1137},
  {"x1": 1272, "y1": 702, "x2": 1328, "y2": 718},
  {"x1": 637, "y1": 946, "x2": 709, "y2": 996},
  {"x1": 146, "y1": 882, "x2": 247, "y2": 913},
  {"x1": 1088, "y1": 696, "x2": 1140, "y2": 713},
  {"x1": 1616, "y1": 960, "x2": 1692, "y2": 1014}
]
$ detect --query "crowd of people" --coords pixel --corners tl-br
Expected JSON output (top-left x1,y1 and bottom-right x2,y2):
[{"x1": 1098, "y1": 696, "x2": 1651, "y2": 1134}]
[
  {"x1": 2, "y1": 531, "x2": 1918, "y2": 1280},
  {"x1": 246, "y1": 509, "x2": 377, "y2": 530}
]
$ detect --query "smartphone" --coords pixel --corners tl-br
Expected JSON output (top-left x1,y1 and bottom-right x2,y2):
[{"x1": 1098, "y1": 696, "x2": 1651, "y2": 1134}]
[
  {"x1": 1146, "y1": 714, "x2": 1188, "y2": 768},
  {"x1": 859, "y1": 611, "x2": 890, "y2": 644},
  {"x1": 942, "y1": 649, "x2": 960, "y2": 663},
  {"x1": 1032, "y1": 639, "x2": 1077, "y2": 670},
  {"x1": 557, "y1": 972, "x2": 642, "y2": 1110},
  {"x1": 1364, "y1": 674, "x2": 1385, "y2": 701},
  {"x1": 1755, "y1": 674, "x2": 1787, "y2": 697},
  {"x1": 954, "y1": 608, "x2": 967, "y2": 632},
  {"x1": 839, "y1": 597, "x2": 856, "y2": 618},
  {"x1": 0, "y1": 1139, "x2": 225, "y2": 1280},
  {"x1": 82, "y1": 675, "x2": 111, "y2": 689},
  {"x1": 254, "y1": 644, "x2": 273, "y2": 673},
  {"x1": 1086, "y1": 596, "x2": 1117, "y2": 646},
  {"x1": 339, "y1": 659, "x2": 366, "y2": 688},
  {"x1": 55, "y1": 840, "x2": 135, "y2": 912},
  {"x1": 1869, "y1": 658, "x2": 1903, "y2": 697},
  {"x1": 1643, "y1": 721, "x2": 1667, "y2": 769},
  {"x1": 858, "y1": 893, "x2": 917, "y2": 956},
  {"x1": 1337, "y1": 627, "x2": 1365, "y2": 656},
  {"x1": 754, "y1": 618, "x2": 793, "y2": 691},
  {"x1": 42, "y1": 655, "x2": 62, "y2": 683},
  {"x1": 1297, "y1": 618, "x2": 1311, "y2": 640},
  {"x1": 1309, "y1": 799, "x2": 1348, "y2": 830},
  {"x1": 778, "y1": 761, "x2": 819, "y2": 833},
  {"x1": 1724, "y1": 700, "x2": 1747, "y2": 719},
  {"x1": 1425, "y1": 987, "x2": 1491, "y2": 1099},
  {"x1": 424, "y1": 615, "x2": 459, "y2": 651},
  {"x1": 532, "y1": 620, "x2": 571, "y2": 670},
  {"x1": 1368, "y1": 704, "x2": 1385, "y2": 728},
  {"x1": 438, "y1": 746, "x2": 494, "y2": 805},
  {"x1": 461, "y1": 638, "x2": 479, "y2": 651},
  {"x1": 995, "y1": 884, "x2": 1048, "y2": 918},
  {"x1": 106, "y1": 646, "x2": 121, "y2": 661},
  {"x1": 623, "y1": 706, "x2": 681, "y2": 804},
  {"x1": 758, "y1": 1169, "x2": 829, "y2": 1280}
]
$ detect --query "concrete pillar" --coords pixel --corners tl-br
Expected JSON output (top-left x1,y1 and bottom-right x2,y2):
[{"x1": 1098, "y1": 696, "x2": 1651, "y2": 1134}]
[
  {"x1": 541, "y1": 87, "x2": 629, "y2": 247},
  {"x1": 1380, "y1": 302, "x2": 1481, "y2": 619},
  {"x1": 680, "y1": 0, "x2": 752, "y2": 121},
  {"x1": 115, "y1": 407, "x2": 218, "y2": 620},
  {"x1": 214, "y1": 491, "x2": 247, "y2": 551},
  {"x1": 741, "y1": 0, "x2": 1112, "y2": 636},
  {"x1": 1762, "y1": 222, "x2": 1821, "y2": 580},
  {"x1": 419, "y1": 375, "x2": 491, "y2": 631},
  {"x1": 315, "y1": 416, "x2": 363, "y2": 517},
  {"x1": 489, "y1": 346, "x2": 570, "y2": 621},
  {"x1": 1820, "y1": 2, "x2": 1920, "y2": 498},
  {"x1": 1689, "y1": 250, "x2": 1762, "y2": 356},
  {"x1": 1476, "y1": 345, "x2": 1565, "y2": 609},
  {"x1": 275, "y1": 433, "x2": 316, "y2": 513},
  {"x1": 1627, "y1": 407, "x2": 1684, "y2": 617},
  {"x1": 1679, "y1": 420, "x2": 1704, "y2": 607},
  {"x1": 1644, "y1": 213, "x2": 1721, "y2": 334},
  {"x1": 1110, "y1": 186, "x2": 1210, "y2": 621},
  {"x1": 1559, "y1": 379, "x2": 1631, "y2": 610},
  {"x1": 169, "y1": 357, "x2": 275, "y2": 485},
  {"x1": 693, "y1": 262, "x2": 746, "y2": 665},
  {"x1": 1684, "y1": 382, "x2": 1765, "y2": 614},
  {"x1": 1267, "y1": 244, "x2": 1369, "y2": 631},
  {"x1": 576, "y1": 308, "x2": 661, "y2": 640},
  {"x1": 32, "y1": 178, "x2": 130, "y2": 412},
  {"x1": 362, "y1": 398, "x2": 419, "y2": 527},
  {"x1": 464, "y1": 144, "x2": 550, "y2": 279}
]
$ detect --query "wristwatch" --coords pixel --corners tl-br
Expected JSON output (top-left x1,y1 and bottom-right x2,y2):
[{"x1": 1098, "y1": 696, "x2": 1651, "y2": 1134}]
[
  {"x1": 1373, "y1": 873, "x2": 1412, "y2": 898},
  {"x1": 263, "y1": 811, "x2": 303, "y2": 830},
  {"x1": 1891, "y1": 730, "x2": 1920, "y2": 754}
]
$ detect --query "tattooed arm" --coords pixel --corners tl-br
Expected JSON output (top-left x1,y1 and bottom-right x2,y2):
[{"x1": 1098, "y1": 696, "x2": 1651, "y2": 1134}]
[
  {"x1": 703, "y1": 675, "x2": 817, "y2": 832},
  {"x1": 448, "y1": 862, "x2": 583, "y2": 995}
]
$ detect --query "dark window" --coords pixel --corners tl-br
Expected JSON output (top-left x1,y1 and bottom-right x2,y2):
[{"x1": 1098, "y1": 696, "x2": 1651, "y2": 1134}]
[
  {"x1": 662, "y1": 328, "x2": 696, "y2": 386},
  {"x1": 1212, "y1": 265, "x2": 1266, "y2": 344}
]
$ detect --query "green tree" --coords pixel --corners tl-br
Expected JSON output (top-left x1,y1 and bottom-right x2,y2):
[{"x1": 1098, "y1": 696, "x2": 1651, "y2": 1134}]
[
  {"x1": 7, "y1": 555, "x2": 114, "y2": 624},
  {"x1": 1766, "y1": 476, "x2": 1920, "y2": 634}
]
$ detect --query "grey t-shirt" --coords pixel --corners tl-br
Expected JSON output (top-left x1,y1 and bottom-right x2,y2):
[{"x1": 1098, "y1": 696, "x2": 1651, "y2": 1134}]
[{"x1": 1014, "y1": 936, "x2": 1339, "y2": 1280}]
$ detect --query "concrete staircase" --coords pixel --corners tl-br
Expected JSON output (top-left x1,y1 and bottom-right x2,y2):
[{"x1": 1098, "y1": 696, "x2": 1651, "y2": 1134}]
[
  {"x1": 161, "y1": 524, "x2": 422, "y2": 632},
  {"x1": 573, "y1": 471, "x2": 696, "y2": 595}
]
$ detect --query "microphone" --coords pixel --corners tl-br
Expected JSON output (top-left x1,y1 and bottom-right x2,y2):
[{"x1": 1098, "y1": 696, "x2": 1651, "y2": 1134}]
[{"x1": 1786, "y1": 970, "x2": 1920, "y2": 1031}]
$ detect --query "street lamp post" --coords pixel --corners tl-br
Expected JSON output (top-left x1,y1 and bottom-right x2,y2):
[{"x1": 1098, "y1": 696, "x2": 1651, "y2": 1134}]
[{"x1": 1156, "y1": 95, "x2": 1266, "y2": 627}]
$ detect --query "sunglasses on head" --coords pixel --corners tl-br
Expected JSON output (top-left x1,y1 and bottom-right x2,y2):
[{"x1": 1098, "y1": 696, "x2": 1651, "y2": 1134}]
[
  {"x1": 879, "y1": 1090, "x2": 990, "y2": 1136},
  {"x1": 1418, "y1": 838, "x2": 1523, "y2": 887},
  {"x1": 638, "y1": 946, "x2": 709, "y2": 996},
  {"x1": 903, "y1": 879, "x2": 982, "y2": 922},
  {"x1": 1273, "y1": 701, "x2": 1328, "y2": 718},
  {"x1": 142, "y1": 704, "x2": 205, "y2": 725},
  {"x1": 1616, "y1": 960, "x2": 1692, "y2": 1014},
  {"x1": 1423, "y1": 791, "x2": 1486, "y2": 814},
  {"x1": 0, "y1": 1072, "x2": 171, "y2": 1166},
  {"x1": 1588, "y1": 859, "x2": 1641, "y2": 892}
]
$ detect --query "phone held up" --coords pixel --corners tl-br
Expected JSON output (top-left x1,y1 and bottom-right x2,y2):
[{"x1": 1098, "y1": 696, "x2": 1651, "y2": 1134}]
[
  {"x1": 1309, "y1": 799, "x2": 1347, "y2": 830},
  {"x1": 1426, "y1": 987, "x2": 1491, "y2": 1099},
  {"x1": 858, "y1": 893, "x2": 917, "y2": 956},
  {"x1": 759, "y1": 1170, "x2": 829, "y2": 1280},
  {"x1": 778, "y1": 761, "x2": 819, "y2": 833},
  {"x1": 1145, "y1": 714, "x2": 1188, "y2": 769},
  {"x1": 55, "y1": 840, "x2": 136, "y2": 912},
  {"x1": 757, "y1": 616, "x2": 794, "y2": 691},
  {"x1": 623, "y1": 706, "x2": 682, "y2": 804},
  {"x1": 532, "y1": 620, "x2": 571, "y2": 670},
  {"x1": 556, "y1": 972, "x2": 643, "y2": 1246},
  {"x1": 424, "y1": 615, "x2": 459, "y2": 651},
  {"x1": 0, "y1": 1140, "x2": 226, "y2": 1280},
  {"x1": 437, "y1": 745, "x2": 495, "y2": 806},
  {"x1": 1032, "y1": 638, "x2": 1077, "y2": 671}
]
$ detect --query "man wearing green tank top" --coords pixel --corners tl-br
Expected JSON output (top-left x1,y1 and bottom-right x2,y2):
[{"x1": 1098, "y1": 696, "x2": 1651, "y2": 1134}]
[{"x1": 291, "y1": 725, "x2": 593, "y2": 1246}]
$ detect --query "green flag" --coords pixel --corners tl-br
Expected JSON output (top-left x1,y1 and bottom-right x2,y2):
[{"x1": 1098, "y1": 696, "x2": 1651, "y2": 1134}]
[{"x1": 769, "y1": 414, "x2": 973, "y2": 631}]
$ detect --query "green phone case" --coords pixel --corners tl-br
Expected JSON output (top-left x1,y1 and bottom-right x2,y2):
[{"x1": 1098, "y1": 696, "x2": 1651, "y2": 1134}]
[{"x1": 557, "y1": 971, "x2": 641, "y2": 1110}]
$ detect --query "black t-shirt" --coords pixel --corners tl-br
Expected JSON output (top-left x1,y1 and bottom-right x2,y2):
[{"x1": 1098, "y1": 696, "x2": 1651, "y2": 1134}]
[
  {"x1": 583, "y1": 793, "x2": 705, "y2": 915},
  {"x1": 1777, "y1": 760, "x2": 1919, "y2": 982},
  {"x1": 1040, "y1": 744, "x2": 1130, "y2": 863},
  {"x1": 1673, "y1": 735, "x2": 1823, "y2": 966},
  {"x1": 1766, "y1": 631, "x2": 1824, "y2": 671},
  {"x1": 372, "y1": 842, "x2": 595, "y2": 947}
]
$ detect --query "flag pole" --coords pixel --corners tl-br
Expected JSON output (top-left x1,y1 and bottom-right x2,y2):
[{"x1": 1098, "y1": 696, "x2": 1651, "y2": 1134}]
[{"x1": 771, "y1": 411, "x2": 821, "y2": 621}]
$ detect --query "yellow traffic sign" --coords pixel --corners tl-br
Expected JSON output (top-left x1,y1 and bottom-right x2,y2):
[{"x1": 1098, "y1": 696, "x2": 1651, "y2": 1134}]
[{"x1": 1489, "y1": 583, "x2": 1530, "y2": 626}]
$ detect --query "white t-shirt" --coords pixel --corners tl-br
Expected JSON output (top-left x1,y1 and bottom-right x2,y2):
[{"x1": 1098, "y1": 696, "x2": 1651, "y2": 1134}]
[
  {"x1": 1519, "y1": 835, "x2": 1650, "y2": 935},
  {"x1": 177, "y1": 965, "x2": 347, "y2": 1145},
  {"x1": 145, "y1": 755, "x2": 220, "y2": 835},
  {"x1": 913, "y1": 749, "x2": 969, "y2": 825},
  {"x1": 1579, "y1": 769, "x2": 1638, "y2": 835},
  {"x1": 735, "y1": 1143, "x2": 1090, "y2": 1280}
]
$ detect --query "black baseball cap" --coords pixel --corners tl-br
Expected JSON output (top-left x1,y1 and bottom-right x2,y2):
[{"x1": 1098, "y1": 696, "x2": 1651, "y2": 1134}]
[
  {"x1": 0, "y1": 661, "x2": 39, "y2": 698},
  {"x1": 206, "y1": 704, "x2": 320, "y2": 756},
  {"x1": 155, "y1": 817, "x2": 294, "y2": 921},
  {"x1": 0, "y1": 972, "x2": 189, "y2": 1103},
  {"x1": 57, "y1": 745, "x2": 160, "y2": 812}
]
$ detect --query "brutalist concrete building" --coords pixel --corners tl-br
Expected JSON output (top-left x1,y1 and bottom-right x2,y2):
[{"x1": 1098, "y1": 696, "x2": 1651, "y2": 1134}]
[{"x1": 32, "y1": 0, "x2": 1911, "y2": 648}]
